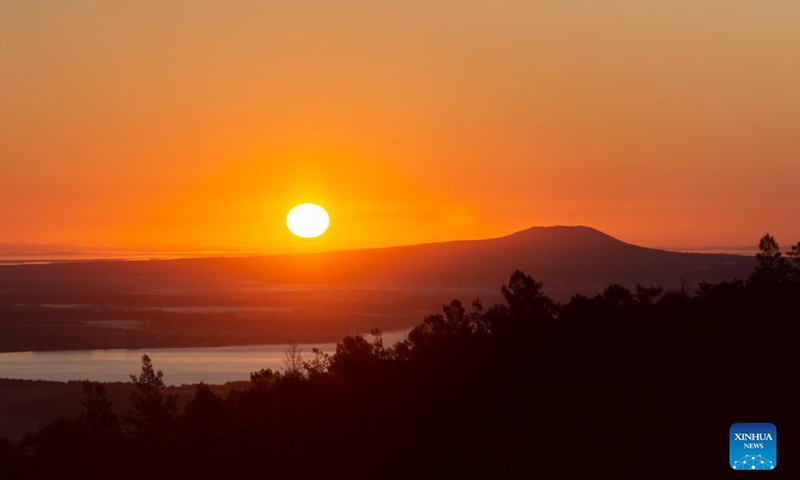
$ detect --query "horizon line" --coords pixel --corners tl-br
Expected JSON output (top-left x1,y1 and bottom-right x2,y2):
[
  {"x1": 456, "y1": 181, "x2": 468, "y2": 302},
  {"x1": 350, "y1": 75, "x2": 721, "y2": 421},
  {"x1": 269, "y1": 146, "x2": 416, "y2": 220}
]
[{"x1": 0, "y1": 225, "x2": 762, "y2": 265}]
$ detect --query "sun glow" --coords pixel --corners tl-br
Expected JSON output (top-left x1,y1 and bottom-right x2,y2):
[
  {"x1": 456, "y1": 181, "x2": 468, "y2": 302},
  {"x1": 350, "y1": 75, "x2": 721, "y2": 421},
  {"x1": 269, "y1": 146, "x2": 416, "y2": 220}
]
[{"x1": 286, "y1": 204, "x2": 330, "y2": 238}]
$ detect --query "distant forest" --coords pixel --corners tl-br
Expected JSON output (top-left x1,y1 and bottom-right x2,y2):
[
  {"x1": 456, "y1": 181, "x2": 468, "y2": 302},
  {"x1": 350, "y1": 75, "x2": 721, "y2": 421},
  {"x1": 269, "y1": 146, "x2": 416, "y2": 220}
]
[{"x1": 1, "y1": 234, "x2": 798, "y2": 479}]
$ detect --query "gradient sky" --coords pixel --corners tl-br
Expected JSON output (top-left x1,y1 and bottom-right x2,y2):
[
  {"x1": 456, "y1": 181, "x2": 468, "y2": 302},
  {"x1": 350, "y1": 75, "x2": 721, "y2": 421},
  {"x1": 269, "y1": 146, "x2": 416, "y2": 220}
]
[{"x1": 2, "y1": 1, "x2": 799, "y2": 252}]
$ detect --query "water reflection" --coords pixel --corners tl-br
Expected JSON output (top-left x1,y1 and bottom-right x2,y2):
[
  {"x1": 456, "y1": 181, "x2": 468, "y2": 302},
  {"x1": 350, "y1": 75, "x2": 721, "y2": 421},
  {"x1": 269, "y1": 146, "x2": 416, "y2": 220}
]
[{"x1": 0, "y1": 330, "x2": 408, "y2": 386}]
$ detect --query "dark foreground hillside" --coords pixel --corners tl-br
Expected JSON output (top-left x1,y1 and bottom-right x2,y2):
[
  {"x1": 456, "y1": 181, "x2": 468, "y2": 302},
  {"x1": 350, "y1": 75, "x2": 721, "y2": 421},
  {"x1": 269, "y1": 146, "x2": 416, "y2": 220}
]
[
  {"x1": 1, "y1": 234, "x2": 798, "y2": 479},
  {"x1": 0, "y1": 380, "x2": 246, "y2": 442}
]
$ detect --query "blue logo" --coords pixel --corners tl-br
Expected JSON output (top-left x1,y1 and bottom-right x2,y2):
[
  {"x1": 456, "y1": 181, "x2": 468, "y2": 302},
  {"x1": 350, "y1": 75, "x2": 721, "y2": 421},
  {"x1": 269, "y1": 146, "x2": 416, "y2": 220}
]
[{"x1": 730, "y1": 423, "x2": 776, "y2": 471}]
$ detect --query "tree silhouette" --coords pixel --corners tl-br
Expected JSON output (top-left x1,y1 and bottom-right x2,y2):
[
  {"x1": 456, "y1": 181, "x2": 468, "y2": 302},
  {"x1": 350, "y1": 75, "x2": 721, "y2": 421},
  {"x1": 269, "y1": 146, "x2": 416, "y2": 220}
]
[
  {"x1": 282, "y1": 341, "x2": 304, "y2": 378},
  {"x1": 182, "y1": 383, "x2": 224, "y2": 432},
  {"x1": 303, "y1": 348, "x2": 332, "y2": 378},
  {"x1": 407, "y1": 300, "x2": 474, "y2": 341},
  {"x1": 500, "y1": 269, "x2": 555, "y2": 322},
  {"x1": 599, "y1": 284, "x2": 635, "y2": 308},
  {"x1": 751, "y1": 233, "x2": 791, "y2": 287},
  {"x1": 788, "y1": 241, "x2": 800, "y2": 260},
  {"x1": 787, "y1": 241, "x2": 800, "y2": 279},
  {"x1": 124, "y1": 354, "x2": 177, "y2": 438},
  {"x1": 250, "y1": 367, "x2": 278, "y2": 385},
  {"x1": 78, "y1": 381, "x2": 119, "y2": 437},
  {"x1": 635, "y1": 284, "x2": 663, "y2": 305},
  {"x1": 327, "y1": 331, "x2": 390, "y2": 378},
  {"x1": 757, "y1": 233, "x2": 781, "y2": 260}
]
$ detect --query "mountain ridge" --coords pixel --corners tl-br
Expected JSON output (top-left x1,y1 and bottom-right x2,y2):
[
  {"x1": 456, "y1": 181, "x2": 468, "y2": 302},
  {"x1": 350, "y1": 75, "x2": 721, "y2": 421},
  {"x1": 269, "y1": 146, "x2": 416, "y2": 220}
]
[
  {"x1": 0, "y1": 226, "x2": 758, "y2": 352},
  {"x1": 0, "y1": 226, "x2": 755, "y2": 294}
]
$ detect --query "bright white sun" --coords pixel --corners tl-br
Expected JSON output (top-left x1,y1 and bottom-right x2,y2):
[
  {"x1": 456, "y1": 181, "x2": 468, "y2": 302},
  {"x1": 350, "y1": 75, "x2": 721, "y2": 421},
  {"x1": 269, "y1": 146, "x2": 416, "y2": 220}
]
[{"x1": 286, "y1": 203, "x2": 330, "y2": 238}]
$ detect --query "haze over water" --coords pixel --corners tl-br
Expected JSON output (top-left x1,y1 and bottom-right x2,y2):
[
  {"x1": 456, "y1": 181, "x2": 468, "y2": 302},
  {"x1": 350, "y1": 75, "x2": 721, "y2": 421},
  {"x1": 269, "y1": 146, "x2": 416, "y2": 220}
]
[{"x1": 0, "y1": 331, "x2": 409, "y2": 386}]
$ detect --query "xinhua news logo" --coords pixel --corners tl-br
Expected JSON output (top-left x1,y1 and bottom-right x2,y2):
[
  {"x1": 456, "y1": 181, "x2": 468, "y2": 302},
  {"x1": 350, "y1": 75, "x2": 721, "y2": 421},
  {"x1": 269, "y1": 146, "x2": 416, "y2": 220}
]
[{"x1": 730, "y1": 423, "x2": 776, "y2": 471}]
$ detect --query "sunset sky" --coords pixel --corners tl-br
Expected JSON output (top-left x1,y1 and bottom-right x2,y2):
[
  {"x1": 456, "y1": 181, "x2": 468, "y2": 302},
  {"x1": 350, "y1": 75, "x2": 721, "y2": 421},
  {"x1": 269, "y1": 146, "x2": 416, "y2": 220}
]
[{"x1": 2, "y1": 1, "x2": 799, "y2": 252}]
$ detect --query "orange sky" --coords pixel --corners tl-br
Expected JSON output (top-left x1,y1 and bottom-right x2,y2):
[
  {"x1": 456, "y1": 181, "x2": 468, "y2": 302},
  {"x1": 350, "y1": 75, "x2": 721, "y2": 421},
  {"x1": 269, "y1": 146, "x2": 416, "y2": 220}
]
[{"x1": 2, "y1": 1, "x2": 799, "y2": 252}]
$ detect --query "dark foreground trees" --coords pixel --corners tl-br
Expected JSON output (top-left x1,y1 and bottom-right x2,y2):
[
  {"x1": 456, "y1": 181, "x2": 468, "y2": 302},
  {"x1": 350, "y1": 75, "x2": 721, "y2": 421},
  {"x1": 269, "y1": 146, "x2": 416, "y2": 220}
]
[
  {"x1": 4, "y1": 234, "x2": 800, "y2": 479},
  {"x1": 125, "y1": 354, "x2": 178, "y2": 439}
]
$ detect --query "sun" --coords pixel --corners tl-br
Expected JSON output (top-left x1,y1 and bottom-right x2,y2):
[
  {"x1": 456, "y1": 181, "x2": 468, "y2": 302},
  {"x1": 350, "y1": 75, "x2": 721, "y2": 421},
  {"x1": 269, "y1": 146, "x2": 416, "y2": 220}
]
[{"x1": 286, "y1": 203, "x2": 330, "y2": 238}]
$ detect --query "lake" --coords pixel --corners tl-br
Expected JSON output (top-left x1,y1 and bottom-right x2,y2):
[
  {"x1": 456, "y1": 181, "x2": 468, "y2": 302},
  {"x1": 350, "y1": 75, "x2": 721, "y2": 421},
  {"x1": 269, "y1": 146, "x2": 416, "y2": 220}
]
[{"x1": 0, "y1": 330, "x2": 409, "y2": 386}]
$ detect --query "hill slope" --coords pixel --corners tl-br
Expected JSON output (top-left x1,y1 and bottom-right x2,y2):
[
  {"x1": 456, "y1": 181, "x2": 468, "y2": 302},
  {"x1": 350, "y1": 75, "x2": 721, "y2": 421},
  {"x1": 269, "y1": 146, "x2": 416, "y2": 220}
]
[{"x1": 1, "y1": 226, "x2": 753, "y2": 293}]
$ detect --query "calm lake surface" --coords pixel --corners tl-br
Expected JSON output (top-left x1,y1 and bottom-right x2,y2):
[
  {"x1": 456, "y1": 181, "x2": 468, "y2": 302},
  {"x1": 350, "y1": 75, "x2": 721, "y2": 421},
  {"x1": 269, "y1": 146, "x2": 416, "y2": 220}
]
[{"x1": 0, "y1": 330, "x2": 409, "y2": 386}]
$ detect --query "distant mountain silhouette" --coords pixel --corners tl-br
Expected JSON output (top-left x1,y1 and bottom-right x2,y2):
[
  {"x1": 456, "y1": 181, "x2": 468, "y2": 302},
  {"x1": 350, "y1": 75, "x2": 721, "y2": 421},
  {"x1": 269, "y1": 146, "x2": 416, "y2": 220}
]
[{"x1": 1, "y1": 226, "x2": 755, "y2": 296}]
